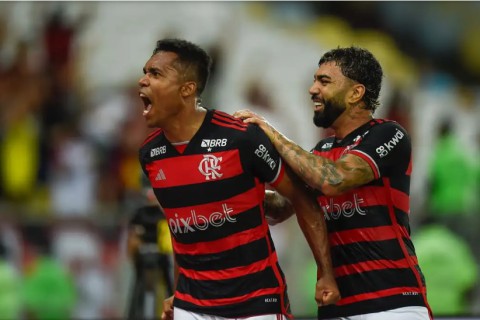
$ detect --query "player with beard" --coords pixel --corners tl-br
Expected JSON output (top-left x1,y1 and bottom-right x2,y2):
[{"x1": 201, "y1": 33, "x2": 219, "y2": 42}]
[{"x1": 235, "y1": 47, "x2": 433, "y2": 320}]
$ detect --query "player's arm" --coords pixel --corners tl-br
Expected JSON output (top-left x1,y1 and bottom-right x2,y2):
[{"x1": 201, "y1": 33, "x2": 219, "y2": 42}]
[
  {"x1": 274, "y1": 166, "x2": 340, "y2": 306},
  {"x1": 264, "y1": 189, "x2": 295, "y2": 225},
  {"x1": 235, "y1": 110, "x2": 374, "y2": 196}
]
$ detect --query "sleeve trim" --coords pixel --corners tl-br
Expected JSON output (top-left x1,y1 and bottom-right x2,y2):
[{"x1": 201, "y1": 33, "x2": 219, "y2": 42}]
[{"x1": 268, "y1": 158, "x2": 285, "y2": 188}]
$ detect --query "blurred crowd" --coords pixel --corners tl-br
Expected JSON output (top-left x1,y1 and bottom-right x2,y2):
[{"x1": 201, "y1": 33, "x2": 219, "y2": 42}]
[{"x1": 0, "y1": 2, "x2": 479, "y2": 319}]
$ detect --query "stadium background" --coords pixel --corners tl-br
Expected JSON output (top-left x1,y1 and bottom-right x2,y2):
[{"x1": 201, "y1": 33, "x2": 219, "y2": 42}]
[{"x1": 0, "y1": 1, "x2": 479, "y2": 319}]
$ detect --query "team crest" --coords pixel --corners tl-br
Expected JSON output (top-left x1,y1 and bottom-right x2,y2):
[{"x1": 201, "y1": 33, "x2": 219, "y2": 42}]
[{"x1": 198, "y1": 154, "x2": 223, "y2": 180}]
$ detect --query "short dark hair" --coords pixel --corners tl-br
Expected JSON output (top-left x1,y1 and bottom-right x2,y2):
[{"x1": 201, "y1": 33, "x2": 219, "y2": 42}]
[
  {"x1": 319, "y1": 47, "x2": 383, "y2": 112},
  {"x1": 153, "y1": 38, "x2": 212, "y2": 96}
]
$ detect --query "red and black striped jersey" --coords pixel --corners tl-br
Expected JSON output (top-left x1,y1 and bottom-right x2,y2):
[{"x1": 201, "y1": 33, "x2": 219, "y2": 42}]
[
  {"x1": 139, "y1": 109, "x2": 292, "y2": 318},
  {"x1": 313, "y1": 119, "x2": 431, "y2": 319}
]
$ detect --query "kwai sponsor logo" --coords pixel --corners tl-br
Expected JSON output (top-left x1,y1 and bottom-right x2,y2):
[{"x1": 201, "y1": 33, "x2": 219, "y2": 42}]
[
  {"x1": 375, "y1": 129, "x2": 404, "y2": 158},
  {"x1": 254, "y1": 144, "x2": 277, "y2": 170},
  {"x1": 168, "y1": 203, "x2": 236, "y2": 234}
]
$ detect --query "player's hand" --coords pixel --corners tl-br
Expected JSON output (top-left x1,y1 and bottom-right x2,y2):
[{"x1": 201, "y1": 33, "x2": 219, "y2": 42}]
[
  {"x1": 233, "y1": 109, "x2": 275, "y2": 141},
  {"x1": 161, "y1": 295, "x2": 174, "y2": 320},
  {"x1": 315, "y1": 273, "x2": 341, "y2": 307}
]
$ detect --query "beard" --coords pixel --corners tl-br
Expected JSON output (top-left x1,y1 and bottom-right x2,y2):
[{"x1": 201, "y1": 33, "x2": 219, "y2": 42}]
[{"x1": 313, "y1": 97, "x2": 346, "y2": 128}]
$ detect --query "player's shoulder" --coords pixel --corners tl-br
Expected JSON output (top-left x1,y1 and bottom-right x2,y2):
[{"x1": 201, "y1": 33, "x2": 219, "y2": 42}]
[
  {"x1": 207, "y1": 109, "x2": 257, "y2": 146},
  {"x1": 139, "y1": 128, "x2": 164, "y2": 159},
  {"x1": 366, "y1": 118, "x2": 411, "y2": 146},
  {"x1": 141, "y1": 128, "x2": 163, "y2": 147},
  {"x1": 370, "y1": 118, "x2": 407, "y2": 133},
  {"x1": 362, "y1": 119, "x2": 409, "y2": 140},
  {"x1": 209, "y1": 109, "x2": 249, "y2": 132}
]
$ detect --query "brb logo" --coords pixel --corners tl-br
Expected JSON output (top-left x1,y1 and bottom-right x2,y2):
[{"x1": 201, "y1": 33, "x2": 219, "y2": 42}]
[
  {"x1": 151, "y1": 146, "x2": 166, "y2": 157},
  {"x1": 321, "y1": 194, "x2": 367, "y2": 220},
  {"x1": 168, "y1": 203, "x2": 236, "y2": 234},
  {"x1": 198, "y1": 154, "x2": 223, "y2": 180},
  {"x1": 201, "y1": 139, "x2": 227, "y2": 148}
]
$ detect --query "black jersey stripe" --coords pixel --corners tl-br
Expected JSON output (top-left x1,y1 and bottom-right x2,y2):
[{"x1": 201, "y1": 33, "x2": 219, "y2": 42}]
[
  {"x1": 177, "y1": 266, "x2": 281, "y2": 299},
  {"x1": 331, "y1": 238, "x2": 407, "y2": 267},
  {"x1": 155, "y1": 173, "x2": 256, "y2": 208},
  {"x1": 335, "y1": 268, "x2": 421, "y2": 297},
  {"x1": 179, "y1": 256, "x2": 272, "y2": 280},
  {"x1": 175, "y1": 236, "x2": 272, "y2": 271},
  {"x1": 173, "y1": 223, "x2": 267, "y2": 255},
  {"x1": 403, "y1": 237, "x2": 418, "y2": 258},
  {"x1": 388, "y1": 174, "x2": 410, "y2": 194},
  {"x1": 394, "y1": 207, "x2": 411, "y2": 231}
]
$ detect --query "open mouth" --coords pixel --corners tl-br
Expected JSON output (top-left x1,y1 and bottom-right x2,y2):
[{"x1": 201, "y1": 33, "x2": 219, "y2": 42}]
[
  {"x1": 313, "y1": 101, "x2": 324, "y2": 112},
  {"x1": 139, "y1": 93, "x2": 152, "y2": 116}
]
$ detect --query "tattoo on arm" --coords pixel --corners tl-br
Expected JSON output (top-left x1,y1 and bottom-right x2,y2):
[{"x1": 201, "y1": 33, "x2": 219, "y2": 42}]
[
  {"x1": 268, "y1": 124, "x2": 374, "y2": 193},
  {"x1": 335, "y1": 155, "x2": 374, "y2": 192}
]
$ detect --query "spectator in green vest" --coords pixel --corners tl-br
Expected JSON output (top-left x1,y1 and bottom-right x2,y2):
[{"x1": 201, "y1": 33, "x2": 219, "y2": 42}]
[
  {"x1": 22, "y1": 254, "x2": 77, "y2": 320},
  {"x1": 414, "y1": 223, "x2": 478, "y2": 315},
  {"x1": 426, "y1": 120, "x2": 480, "y2": 260},
  {"x1": 428, "y1": 120, "x2": 479, "y2": 218},
  {"x1": 0, "y1": 242, "x2": 21, "y2": 320}
]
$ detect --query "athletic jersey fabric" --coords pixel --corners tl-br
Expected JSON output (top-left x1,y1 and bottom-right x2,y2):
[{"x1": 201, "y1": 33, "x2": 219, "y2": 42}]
[
  {"x1": 313, "y1": 119, "x2": 431, "y2": 319},
  {"x1": 139, "y1": 109, "x2": 292, "y2": 318}
]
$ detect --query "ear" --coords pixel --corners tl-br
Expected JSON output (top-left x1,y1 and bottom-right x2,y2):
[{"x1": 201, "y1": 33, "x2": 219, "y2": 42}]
[
  {"x1": 348, "y1": 83, "x2": 365, "y2": 104},
  {"x1": 180, "y1": 81, "x2": 197, "y2": 98}
]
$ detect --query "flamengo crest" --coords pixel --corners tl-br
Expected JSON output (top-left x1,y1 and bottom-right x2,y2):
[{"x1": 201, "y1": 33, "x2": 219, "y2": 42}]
[{"x1": 198, "y1": 154, "x2": 223, "y2": 180}]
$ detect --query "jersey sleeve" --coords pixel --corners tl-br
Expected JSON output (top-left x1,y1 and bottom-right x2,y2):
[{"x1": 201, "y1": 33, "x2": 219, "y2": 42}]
[
  {"x1": 245, "y1": 124, "x2": 285, "y2": 187},
  {"x1": 347, "y1": 122, "x2": 411, "y2": 178}
]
